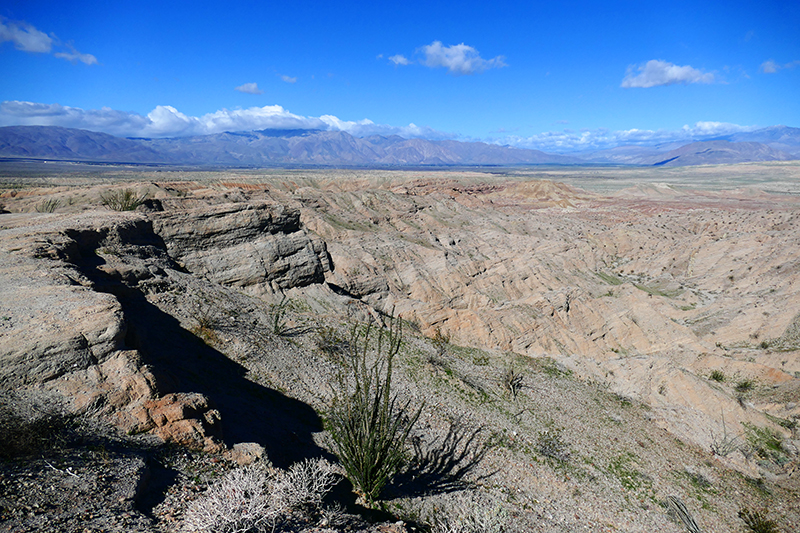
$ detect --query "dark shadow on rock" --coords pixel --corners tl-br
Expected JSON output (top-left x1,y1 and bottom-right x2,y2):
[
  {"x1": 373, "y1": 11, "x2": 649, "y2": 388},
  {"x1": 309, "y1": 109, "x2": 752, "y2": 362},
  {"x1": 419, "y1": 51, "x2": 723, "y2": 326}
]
[
  {"x1": 117, "y1": 288, "x2": 326, "y2": 468},
  {"x1": 388, "y1": 419, "x2": 494, "y2": 498}
]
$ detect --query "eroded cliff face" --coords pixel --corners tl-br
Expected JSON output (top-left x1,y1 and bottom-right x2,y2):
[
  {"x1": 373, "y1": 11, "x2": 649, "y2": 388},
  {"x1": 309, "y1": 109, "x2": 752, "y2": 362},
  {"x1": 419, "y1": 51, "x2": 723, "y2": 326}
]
[
  {"x1": 0, "y1": 203, "x2": 331, "y2": 451},
  {"x1": 284, "y1": 177, "x2": 800, "y2": 461},
  {"x1": 1, "y1": 174, "x2": 798, "y2": 466}
]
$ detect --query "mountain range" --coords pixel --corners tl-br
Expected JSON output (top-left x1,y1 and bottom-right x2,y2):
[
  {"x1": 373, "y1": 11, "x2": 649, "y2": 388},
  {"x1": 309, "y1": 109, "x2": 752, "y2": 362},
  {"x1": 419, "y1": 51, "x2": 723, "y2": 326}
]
[{"x1": 0, "y1": 124, "x2": 798, "y2": 167}]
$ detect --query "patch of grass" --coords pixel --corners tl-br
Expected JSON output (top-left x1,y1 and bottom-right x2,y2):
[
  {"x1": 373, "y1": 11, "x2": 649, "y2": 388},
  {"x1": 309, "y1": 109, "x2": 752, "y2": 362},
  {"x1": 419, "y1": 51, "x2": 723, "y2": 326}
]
[
  {"x1": 709, "y1": 370, "x2": 726, "y2": 382},
  {"x1": 735, "y1": 378, "x2": 755, "y2": 393},
  {"x1": 742, "y1": 423, "x2": 786, "y2": 463},
  {"x1": 100, "y1": 188, "x2": 148, "y2": 211},
  {"x1": 595, "y1": 271, "x2": 624, "y2": 286},
  {"x1": 34, "y1": 197, "x2": 61, "y2": 213},
  {"x1": 607, "y1": 452, "x2": 651, "y2": 493}
]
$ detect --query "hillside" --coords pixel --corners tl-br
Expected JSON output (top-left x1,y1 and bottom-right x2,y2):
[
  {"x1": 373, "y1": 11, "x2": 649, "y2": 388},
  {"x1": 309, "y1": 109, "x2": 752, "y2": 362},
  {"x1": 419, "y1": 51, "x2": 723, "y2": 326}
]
[{"x1": 1, "y1": 167, "x2": 799, "y2": 532}]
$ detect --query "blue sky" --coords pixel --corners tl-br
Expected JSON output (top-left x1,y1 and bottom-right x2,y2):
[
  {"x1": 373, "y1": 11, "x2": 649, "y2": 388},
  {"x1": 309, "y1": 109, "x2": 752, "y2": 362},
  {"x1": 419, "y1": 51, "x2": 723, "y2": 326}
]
[{"x1": 1, "y1": 0, "x2": 798, "y2": 152}]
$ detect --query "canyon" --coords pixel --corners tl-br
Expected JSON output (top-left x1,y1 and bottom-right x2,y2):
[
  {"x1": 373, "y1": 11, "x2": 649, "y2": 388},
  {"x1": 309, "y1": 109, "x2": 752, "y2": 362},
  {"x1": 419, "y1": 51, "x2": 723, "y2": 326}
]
[{"x1": 1, "y1": 162, "x2": 798, "y2": 532}]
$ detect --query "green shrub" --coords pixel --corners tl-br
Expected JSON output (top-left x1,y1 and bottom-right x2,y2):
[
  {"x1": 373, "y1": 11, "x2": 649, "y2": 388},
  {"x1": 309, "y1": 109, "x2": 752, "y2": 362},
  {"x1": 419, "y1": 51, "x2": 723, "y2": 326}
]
[
  {"x1": 34, "y1": 198, "x2": 61, "y2": 213},
  {"x1": 735, "y1": 378, "x2": 755, "y2": 393},
  {"x1": 326, "y1": 319, "x2": 422, "y2": 507},
  {"x1": 100, "y1": 188, "x2": 148, "y2": 211},
  {"x1": 709, "y1": 370, "x2": 726, "y2": 382},
  {"x1": 738, "y1": 508, "x2": 781, "y2": 533}
]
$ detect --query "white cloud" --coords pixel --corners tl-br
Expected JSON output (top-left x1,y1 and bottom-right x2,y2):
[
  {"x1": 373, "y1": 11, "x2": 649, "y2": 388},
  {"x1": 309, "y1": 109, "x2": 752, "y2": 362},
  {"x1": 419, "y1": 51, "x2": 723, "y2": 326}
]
[
  {"x1": 0, "y1": 16, "x2": 96, "y2": 65},
  {"x1": 389, "y1": 54, "x2": 409, "y2": 66},
  {"x1": 496, "y1": 121, "x2": 757, "y2": 152},
  {"x1": 280, "y1": 75, "x2": 297, "y2": 84},
  {"x1": 760, "y1": 59, "x2": 800, "y2": 74},
  {"x1": 53, "y1": 43, "x2": 98, "y2": 65},
  {"x1": 0, "y1": 17, "x2": 52, "y2": 53},
  {"x1": 419, "y1": 41, "x2": 506, "y2": 75},
  {"x1": 0, "y1": 100, "x2": 452, "y2": 140},
  {"x1": 621, "y1": 60, "x2": 715, "y2": 88},
  {"x1": 235, "y1": 82, "x2": 263, "y2": 94}
]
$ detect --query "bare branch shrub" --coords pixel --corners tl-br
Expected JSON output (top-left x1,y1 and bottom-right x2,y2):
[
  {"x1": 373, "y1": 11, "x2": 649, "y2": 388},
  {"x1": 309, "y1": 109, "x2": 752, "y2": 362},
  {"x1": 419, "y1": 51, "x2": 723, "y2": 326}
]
[
  {"x1": 182, "y1": 458, "x2": 338, "y2": 533},
  {"x1": 500, "y1": 366, "x2": 524, "y2": 401},
  {"x1": 429, "y1": 497, "x2": 508, "y2": 533}
]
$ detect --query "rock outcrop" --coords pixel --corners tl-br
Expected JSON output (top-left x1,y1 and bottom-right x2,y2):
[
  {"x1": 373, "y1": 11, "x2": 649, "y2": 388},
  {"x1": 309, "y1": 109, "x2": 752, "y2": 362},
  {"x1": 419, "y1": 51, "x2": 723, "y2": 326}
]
[{"x1": 0, "y1": 201, "x2": 331, "y2": 451}]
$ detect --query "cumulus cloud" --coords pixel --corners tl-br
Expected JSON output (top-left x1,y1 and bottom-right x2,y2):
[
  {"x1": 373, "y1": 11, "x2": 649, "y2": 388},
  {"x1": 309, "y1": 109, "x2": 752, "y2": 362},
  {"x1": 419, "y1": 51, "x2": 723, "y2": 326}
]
[
  {"x1": 235, "y1": 82, "x2": 263, "y2": 94},
  {"x1": 0, "y1": 16, "x2": 96, "y2": 65},
  {"x1": 760, "y1": 59, "x2": 800, "y2": 74},
  {"x1": 0, "y1": 100, "x2": 452, "y2": 140},
  {"x1": 621, "y1": 60, "x2": 714, "y2": 88},
  {"x1": 280, "y1": 75, "x2": 297, "y2": 84},
  {"x1": 419, "y1": 41, "x2": 506, "y2": 75},
  {"x1": 497, "y1": 121, "x2": 757, "y2": 152},
  {"x1": 388, "y1": 54, "x2": 409, "y2": 66}
]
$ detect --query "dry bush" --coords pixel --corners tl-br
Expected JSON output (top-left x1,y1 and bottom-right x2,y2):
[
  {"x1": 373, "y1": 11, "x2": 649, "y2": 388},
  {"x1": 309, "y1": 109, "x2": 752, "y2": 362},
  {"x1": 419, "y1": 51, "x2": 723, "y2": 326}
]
[
  {"x1": 429, "y1": 497, "x2": 508, "y2": 533},
  {"x1": 182, "y1": 458, "x2": 337, "y2": 533}
]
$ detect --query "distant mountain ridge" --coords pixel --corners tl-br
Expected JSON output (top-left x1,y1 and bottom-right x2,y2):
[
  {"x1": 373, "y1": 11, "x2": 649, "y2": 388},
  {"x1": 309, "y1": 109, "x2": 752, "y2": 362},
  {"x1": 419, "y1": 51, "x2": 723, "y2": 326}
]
[
  {"x1": 0, "y1": 124, "x2": 798, "y2": 167},
  {"x1": 0, "y1": 126, "x2": 577, "y2": 167}
]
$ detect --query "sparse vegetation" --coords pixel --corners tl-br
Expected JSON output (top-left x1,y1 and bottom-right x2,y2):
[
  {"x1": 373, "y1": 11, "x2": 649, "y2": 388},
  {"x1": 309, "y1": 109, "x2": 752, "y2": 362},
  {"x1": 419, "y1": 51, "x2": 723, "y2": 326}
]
[
  {"x1": 709, "y1": 369, "x2": 726, "y2": 382},
  {"x1": 499, "y1": 365, "x2": 524, "y2": 401},
  {"x1": 270, "y1": 295, "x2": 290, "y2": 336},
  {"x1": 182, "y1": 458, "x2": 337, "y2": 533},
  {"x1": 34, "y1": 197, "x2": 61, "y2": 213},
  {"x1": 743, "y1": 423, "x2": 786, "y2": 463},
  {"x1": 100, "y1": 188, "x2": 148, "y2": 211},
  {"x1": 326, "y1": 319, "x2": 422, "y2": 506},
  {"x1": 735, "y1": 378, "x2": 755, "y2": 393},
  {"x1": 0, "y1": 405, "x2": 72, "y2": 459},
  {"x1": 431, "y1": 326, "x2": 451, "y2": 357},
  {"x1": 738, "y1": 508, "x2": 781, "y2": 533},
  {"x1": 315, "y1": 325, "x2": 348, "y2": 357},
  {"x1": 536, "y1": 427, "x2": 571, "y2": 462}
]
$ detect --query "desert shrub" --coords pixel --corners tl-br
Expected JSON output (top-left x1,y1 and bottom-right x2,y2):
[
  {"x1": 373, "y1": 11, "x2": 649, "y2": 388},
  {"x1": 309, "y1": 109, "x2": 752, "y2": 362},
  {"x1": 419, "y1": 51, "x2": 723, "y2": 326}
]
[
  {"x1": 270, "y1": 295, "x2": 289, "y2": 336},
  {"x1": 100, "y1": 188, "x2": 148, "y2": 211},
  {"x1": 709, "y1": 370, "x2": 726, "y2": 382},
  {"x1": 709, "y1": 415, "x2": 744, "y2": 457},
  {"x1": 326, "y1": 319, "x2": 422, "y2": 506},
  {"x1": 743, "y1": 423, "x2": 785, "y2": 462},
  {"x1": 536, "y1": 427, "x2": 571, "y2": 462},
  {"x1": 431, "y1": 327, "x2": 450, "y2": 357},
  {"x1": 34, "y1": 198, "x2": 61, "y2": 213},
  {"x1": 735, "y1": 378, "x2": 755, "y2": 393},
  {"x1": 738, "y1": 508, "x2": 781, "y2": 533},
  {"x1": 0, "y1": 406, "x2": 72, "y2": 459},
  {"x1": 182, "y1": 458, "x2": 337, "y2": 533},
  {"x1": 500, "y1": 366, "x2": 524, "y2": 401},
  {"x1": 315, "y1": 326, "x2": 348, "y2": 357},
  {"x1": 429, "y1": 497, "x2": 508, "y2": 533}
]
